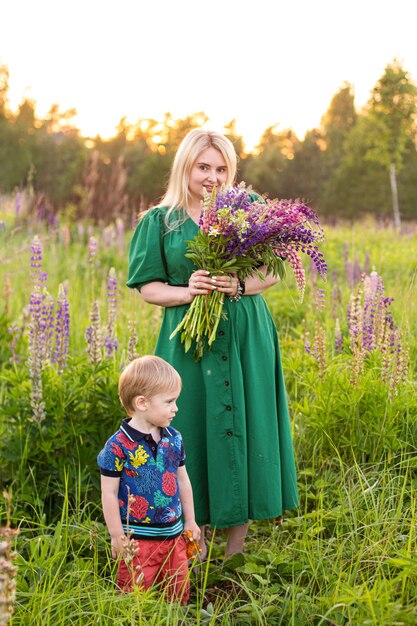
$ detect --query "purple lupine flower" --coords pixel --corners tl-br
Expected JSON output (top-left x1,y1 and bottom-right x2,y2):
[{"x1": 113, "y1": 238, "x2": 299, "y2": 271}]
[
  {"x1": 28, "y1": 286, "x2": 46, "y2": 422},
  {"x1": 312, "y1": 322, "x2": 326, "y2": 378},
  {"x1": 8, "y1": 322, "x2": 21, "y2": 364},
  {"x1": 88, "y1": 236, "x2": 98, "y2": 262},
  {"x1": 15, "y1": 191, "x2": 22, "y2": 217},
  {"x1": 176, "y1": 182, "x2": 327, "y2": 359},
  {"x1": 53, "y1": 283, "x2": 70, "y2": 374},
  {"x1": 85, "y1": 300, "x2": 102, "y2": 364},
  {"x1": 30, "y1": 235, "x2": 47, "y2": 287},
  {"x1": 103, "y1": 224, "x2": 116, "y2": 249},
  {"x1": 116, "y1": 218, "x2": 125, "y2": 256},
  {"x1": 314, "y1": 288, "x2": 326, "y2": 313},
  {"x1": 331, "y1": 270, "x2": 341, "y2": 319},
  {"x1": 127, "y1": 318, "x2": 139, "y2": 363},
  {"x1": 60, "y1": 225, "x2": 71, "y2": 247},
  {"x1": 40, "y1": 291, "x2": 55, "y2": 363},
  {"x1": 334, "y1": 318, "x2": 343, "y2": 354},
  {"x1": 103, "y1": 267, "x2": 118, "y2": 357}
]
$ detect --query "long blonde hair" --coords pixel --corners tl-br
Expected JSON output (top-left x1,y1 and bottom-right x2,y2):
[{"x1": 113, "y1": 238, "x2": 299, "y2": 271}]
[{"x1": 160, "y1": 128, "x2": 237, "y2": 229}]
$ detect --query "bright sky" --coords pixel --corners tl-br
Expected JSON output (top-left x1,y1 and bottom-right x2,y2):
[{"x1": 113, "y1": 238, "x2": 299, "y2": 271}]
[{"x1": 2, "y1": 0, "x2": 417, "y2": 151}]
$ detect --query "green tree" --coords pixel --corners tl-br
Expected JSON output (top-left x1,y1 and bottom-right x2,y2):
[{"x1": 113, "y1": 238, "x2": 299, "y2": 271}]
[
  {"x1": 282, "y1": 130, "x2": 325, "y2": 204},
  {"x1": 365, "y1": 59, "x2": 417, "y2": 228},
  {"x1": 243, "y1": 126, "x2": 299, "y2": 197},
  {"x1": 0, "y1": 65, "x2": 9, "y2": 118},
  {"x1": 33, "y1": 127, "x2": 88, "y2": 206}
]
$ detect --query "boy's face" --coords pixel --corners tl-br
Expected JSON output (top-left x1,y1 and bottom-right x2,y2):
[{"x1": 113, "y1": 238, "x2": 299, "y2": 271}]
[{"x1": 143, "y1": 388, "x2": 181, "y2": 428}]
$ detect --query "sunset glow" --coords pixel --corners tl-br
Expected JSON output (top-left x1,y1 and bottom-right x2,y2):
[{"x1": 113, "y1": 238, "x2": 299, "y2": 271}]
[{"x1": 2, "y1": 0, "x2": 417, "y2": 151}]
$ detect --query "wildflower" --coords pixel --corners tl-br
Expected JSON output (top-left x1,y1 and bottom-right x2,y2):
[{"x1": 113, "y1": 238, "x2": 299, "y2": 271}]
[
  {"x1": 103, "y1": 267, "x2": 118, "y2": 357},
  {"x1": 116, "y1": 218, "x2": 124, "y2": 256},
  {"x1": 15, "y1": 191, "x2": 22, "y2": 217},
  {"x1": 88, "y1": 236, "x2": 98, "y2": 262},
  {"x1": 3, "y1": 274, "x2": 12, "y2": 317},
  {"x1": 39, "y1": 291, "x2": 55, "y2": 363},
  {"x1": 28, "y1": 286, "x2": 46, "y2": 422},
  {"x1": 334, "y1": 318, "x2": 343, "y2": 354},
  {"x1": 30, "y1": 235, "x2": 47, "y2": 287},
  {"x1": 60, "y1": 224, "x2": 71, "y2": 247},
  {"x1": 7, "y1": 323, "x2": 21, "y2": 365},
  {"x1": 314, "y1": 288, "x2": 326, "y2": 313},
  {"x1": 103, "y1": 224, "x2": 116, "y2": 248},
  {"x1": 127, "y1": 319, "x2": 139, "y2": 363},
  {"x1": 53, "y1": 283, "x2": 70, "y2": 374},
  {"x1": 312, "y1": 322, "x2": 326, "y2": 378},
  {"x1": 85, "y1": 300, "x2": 102, "y2": 364},
  {"x1": 171, "y1": 183, "x2": 327, "y2": 360},
  {"x1": 347, "y1": 287, "x2": 364, "y2": 385},
  {"x1": 0, "y1": 492, "x2": 19, "y2": 626}
]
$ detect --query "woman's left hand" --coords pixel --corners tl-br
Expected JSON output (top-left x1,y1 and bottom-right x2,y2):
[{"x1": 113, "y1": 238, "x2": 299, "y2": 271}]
[{"x1": 209, "y1": 272, "x2": 239, "y2": 297}]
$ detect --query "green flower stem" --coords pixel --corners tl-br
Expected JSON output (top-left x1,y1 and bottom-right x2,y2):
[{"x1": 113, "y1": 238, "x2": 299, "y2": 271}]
[{"x1": 170, "y1": 285, "x2": 227, "y2": 361}]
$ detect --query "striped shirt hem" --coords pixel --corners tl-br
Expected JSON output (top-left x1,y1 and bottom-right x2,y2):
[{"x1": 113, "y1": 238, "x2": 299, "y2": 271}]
[{"x1": 122, "y1": 518, "x2": 184, "y2": 539}]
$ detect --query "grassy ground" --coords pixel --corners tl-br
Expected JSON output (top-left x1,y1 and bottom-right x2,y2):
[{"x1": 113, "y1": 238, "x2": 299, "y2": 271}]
[{"x1": 1, "y1": 210, "x2": 416, "y2": 624}]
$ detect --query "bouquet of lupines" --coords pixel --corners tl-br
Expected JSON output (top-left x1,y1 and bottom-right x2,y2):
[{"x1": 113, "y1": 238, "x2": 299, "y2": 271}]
[{"x1": 170, "y1": 182, "x2": 327, "y2": 361}]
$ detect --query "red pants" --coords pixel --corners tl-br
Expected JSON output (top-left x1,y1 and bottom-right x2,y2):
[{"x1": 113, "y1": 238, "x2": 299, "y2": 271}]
[{"x1": 117, "y1": 535, "x2": 190, "y2": 604}]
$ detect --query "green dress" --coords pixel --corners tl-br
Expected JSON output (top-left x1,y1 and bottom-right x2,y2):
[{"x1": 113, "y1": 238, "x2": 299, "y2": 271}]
[{"x1": 127, "y1": 206, "x2": 298, "y2": 528}]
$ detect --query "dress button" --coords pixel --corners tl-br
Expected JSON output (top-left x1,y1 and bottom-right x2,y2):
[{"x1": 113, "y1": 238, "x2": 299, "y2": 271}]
[
  {"x1": 224, "y1": 381, "x2": 230, "y2": 387},
  {"x1": 222, "y1": 355, "x2": 228, "y2": 361},
  {"x1": 219, "y1": 330, "x2": 225, "y2": 336},
  {"x1": 226, "y1": 405, "x2": 232, "y2": 411},
  {"x1": 227, "y1": 431, "x2": 233, "y2": 437}
]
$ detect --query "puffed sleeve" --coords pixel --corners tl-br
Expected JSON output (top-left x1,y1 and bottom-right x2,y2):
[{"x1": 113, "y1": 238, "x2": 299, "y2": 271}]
[{"x1": 126, "y1": 207, "x2": 169, "y2": 291}]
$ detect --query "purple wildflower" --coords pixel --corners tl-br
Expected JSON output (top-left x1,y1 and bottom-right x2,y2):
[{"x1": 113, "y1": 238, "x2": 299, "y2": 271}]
[
  {"x1": 28, "y1": 286, "x2": 46, "y2": 422},
  {"x1": 88, "y1": 236, "x2": 98, "y2": 262},
  {"x1": 176, "y1": 182, "x2": 327, "y2": 359},
  {"x1": 8, "y1": 322, "x2": 21, "y2": 364},
  {"x1": 116, "y1": 218, "x2": 125, "y2": 256},
  {"x1": 127, "y1": 318, "x2": 139, "y2": 363},
  {"x1": 39, "y1": 291, "x2": 55, "y2": 363},
  {"x1": 30, "y1": 235, "x2": 47, "y2": 287},
  {"x1": 103, "y1": 224, "x2": 116, "y2": 249},
  {"x1": 53, "y1": 283, "x2": 70, "y2": 373},
  {"x1": 85, "y1": 300, "x2": 102, "y2": 364},
  {"x1": 15, "y1": 191, "x2": 22, "y2": 217},
  {"x1": 314, "y1": 288, "x2": 326, "y2": 313},
  {"x1": 103, "y1": 267, "x2": 118, "y2": 357},
  {"x1": 334, "y1": 318, "x2": 343, "y2": 354}
]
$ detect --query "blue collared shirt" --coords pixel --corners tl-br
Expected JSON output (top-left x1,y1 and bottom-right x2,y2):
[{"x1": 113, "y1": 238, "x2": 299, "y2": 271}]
[{"x1": 98, "y1": 418, "x2": 186, "y2": 539}]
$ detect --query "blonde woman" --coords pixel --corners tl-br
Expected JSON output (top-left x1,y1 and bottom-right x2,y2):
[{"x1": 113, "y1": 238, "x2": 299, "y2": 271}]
[{"x1": 127, "y1": 128, "x2": 298, "y2": 558}]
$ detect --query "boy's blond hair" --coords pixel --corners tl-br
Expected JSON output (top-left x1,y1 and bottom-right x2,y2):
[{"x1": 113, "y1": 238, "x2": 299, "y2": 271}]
[{"x1": 119, "y1": 355, "x2": 182, "y2": 415}]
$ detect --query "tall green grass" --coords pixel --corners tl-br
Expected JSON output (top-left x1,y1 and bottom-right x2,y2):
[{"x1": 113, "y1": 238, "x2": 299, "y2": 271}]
[
  {"x1": 7, "y1": 454, "x2": 417, "y2": 625},
  {"x1": 1, "y1": 211, "x2": 417, "y2": 624}
]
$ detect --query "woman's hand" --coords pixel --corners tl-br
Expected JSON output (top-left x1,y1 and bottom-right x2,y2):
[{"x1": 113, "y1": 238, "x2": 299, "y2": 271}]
[{"x1": 189, "y1": 270, "x2": 239, "y2": 298}]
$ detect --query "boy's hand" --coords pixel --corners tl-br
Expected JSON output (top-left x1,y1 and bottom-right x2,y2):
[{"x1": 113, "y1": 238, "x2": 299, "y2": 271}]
[
  {"x1": 110, "y1": 534, "x2": 128, "y2": 559},
  {"x1": 184, "y1": 520, "x2": 201, "y2": 543}
]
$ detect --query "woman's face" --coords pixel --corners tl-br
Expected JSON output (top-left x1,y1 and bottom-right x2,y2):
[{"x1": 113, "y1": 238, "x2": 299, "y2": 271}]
[{"x1": 188, "y1": 147, "x2": 228, "y2": 206}]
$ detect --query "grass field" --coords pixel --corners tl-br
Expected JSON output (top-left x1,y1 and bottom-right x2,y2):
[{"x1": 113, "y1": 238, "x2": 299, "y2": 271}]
[{"x1": 1, "y1": 203, "x2": 416, "y2": 625}]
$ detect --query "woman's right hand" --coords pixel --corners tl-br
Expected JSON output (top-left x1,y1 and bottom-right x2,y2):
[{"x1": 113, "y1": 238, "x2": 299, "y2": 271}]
[{"x1": 188, "y1": 270, "x2": 215, "y2": 297}]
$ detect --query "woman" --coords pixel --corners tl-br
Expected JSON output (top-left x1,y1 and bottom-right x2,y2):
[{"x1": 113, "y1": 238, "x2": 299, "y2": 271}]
[{"x1": 127, "y1": 128, "x2": 298, "y2": 558}]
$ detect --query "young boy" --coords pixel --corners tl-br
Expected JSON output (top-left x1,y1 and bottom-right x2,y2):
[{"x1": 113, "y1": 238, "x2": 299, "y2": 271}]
[{"x1": 97, "y1": 355, "x2": 200, "y2": 603}]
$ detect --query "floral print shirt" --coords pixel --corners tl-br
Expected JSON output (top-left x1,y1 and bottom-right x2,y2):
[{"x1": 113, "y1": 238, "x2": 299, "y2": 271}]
[{"x1": 98, "y1": 418, "x2": 186, "y2": 539}]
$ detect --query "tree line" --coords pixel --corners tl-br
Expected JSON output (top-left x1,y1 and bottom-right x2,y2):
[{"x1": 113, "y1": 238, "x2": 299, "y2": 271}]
[{"x1": 0, "y1": 59, "x2": 416, "y2": 226}]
